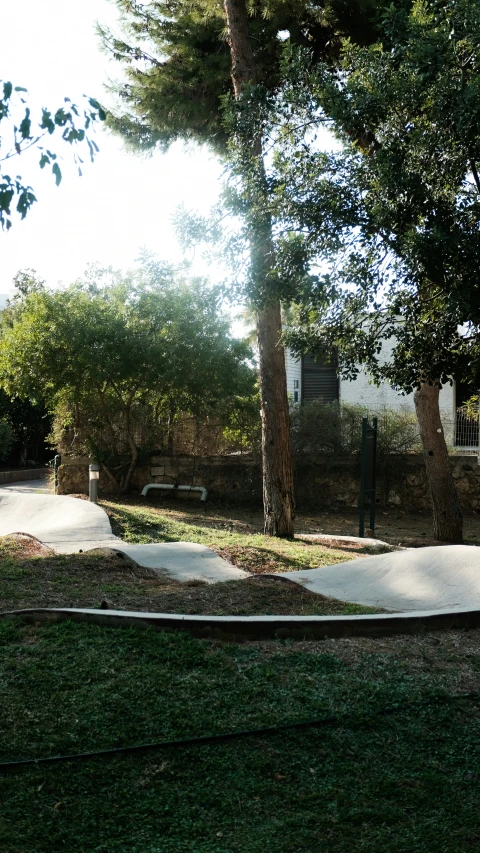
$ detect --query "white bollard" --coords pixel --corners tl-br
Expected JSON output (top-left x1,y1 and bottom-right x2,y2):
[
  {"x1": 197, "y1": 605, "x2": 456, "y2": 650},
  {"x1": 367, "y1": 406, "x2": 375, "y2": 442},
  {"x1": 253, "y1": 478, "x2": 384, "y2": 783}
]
[{"x1": 89, "y1": 464, "x2": 100, "y2": 503}]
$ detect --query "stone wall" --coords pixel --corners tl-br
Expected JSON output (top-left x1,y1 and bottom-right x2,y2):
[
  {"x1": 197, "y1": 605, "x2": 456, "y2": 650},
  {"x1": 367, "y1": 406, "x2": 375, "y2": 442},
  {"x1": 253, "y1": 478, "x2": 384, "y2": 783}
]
[
  {"x1": 0, "y1": 467, "x2": 50, "y2": 485},
  {"x1": 57, "y1": 453, "x2": 480, "y2": 512}
]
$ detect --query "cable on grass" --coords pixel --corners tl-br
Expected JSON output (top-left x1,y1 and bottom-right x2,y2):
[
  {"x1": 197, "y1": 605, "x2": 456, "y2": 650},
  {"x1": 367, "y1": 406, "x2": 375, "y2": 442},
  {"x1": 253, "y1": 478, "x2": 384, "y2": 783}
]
[{"x1": 2, "y1": 691, "x2": 480, "y2": 773}]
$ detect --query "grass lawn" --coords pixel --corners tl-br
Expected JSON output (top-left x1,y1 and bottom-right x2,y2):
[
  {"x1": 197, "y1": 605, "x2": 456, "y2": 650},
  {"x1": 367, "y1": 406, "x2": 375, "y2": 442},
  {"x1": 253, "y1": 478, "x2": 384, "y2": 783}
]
[
  {"x1": 0, "y1": 501, "x2": 480, "y2": 853},
  {"x1": 103, "y1": 496, "x2": 480, "y2": 548},
  {"x1": 2, "y1": 619, "x2": 480, "y2": 852},
  {"x1": 2, "y1": 498, "x2": 480, "y2": 849},
  {"x1": 0, "y1": 497, "x2": 385, "y2": 616}
]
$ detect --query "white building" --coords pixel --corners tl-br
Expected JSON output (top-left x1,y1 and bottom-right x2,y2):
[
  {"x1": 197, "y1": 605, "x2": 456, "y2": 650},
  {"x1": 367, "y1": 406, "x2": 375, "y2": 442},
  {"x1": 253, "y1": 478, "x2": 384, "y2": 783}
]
[{"x1": 285, "y1": 343, "x2": 462, "y2": 444}]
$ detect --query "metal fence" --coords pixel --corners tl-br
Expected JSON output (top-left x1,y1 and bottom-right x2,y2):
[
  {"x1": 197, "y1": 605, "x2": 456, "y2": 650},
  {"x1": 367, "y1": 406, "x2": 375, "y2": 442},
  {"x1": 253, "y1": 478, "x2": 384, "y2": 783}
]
[
  {"x1": 449, "y1": 406, "x2": 480, "y2": 455},
  {"x1": 153, "y1": 414, "x2": 260, "y2": 457},
  {"x1": 56, "y1": 403, "x2": 480, "y2": 461}
]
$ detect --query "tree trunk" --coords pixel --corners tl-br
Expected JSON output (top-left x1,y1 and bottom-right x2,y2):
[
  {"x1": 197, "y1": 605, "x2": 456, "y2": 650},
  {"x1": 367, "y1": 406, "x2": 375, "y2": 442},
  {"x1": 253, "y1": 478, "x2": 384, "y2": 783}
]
[
  {"x1": 122, "y1": 408, "x2": 138, "y2": 493},
  {"x1": 414, "y1": 381, "x2": 463, "y2": 543},
  {"x1": 224, "y1": 0, "x2": 295, "y2": 537},
  {"x1": 257, "y1": 301, "x2": 295, "y2": 535},
  {"x1": 166, "y1": 399, "x2": 176, "y2": 455}
]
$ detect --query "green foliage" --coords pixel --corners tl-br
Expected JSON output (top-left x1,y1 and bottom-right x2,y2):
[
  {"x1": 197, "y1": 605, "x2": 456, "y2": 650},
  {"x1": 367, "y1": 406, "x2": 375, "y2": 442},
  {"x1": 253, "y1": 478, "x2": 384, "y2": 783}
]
[
  {"x1": 0, "y1": 82, "x2": 104, "y2": 228},
  {"x1": 250, "y1": 0, "x2": 480, "y2": 393},
  {"x1": 221, "y1": 393, "x2": 261, "y2": 452},
  {"x1": 290, "y1": 400, "x2": 421, "y2": 457},
  {"x1": 0, "y1": 418, "x2": 13, "y2": 462},
  {"x1": 463, "y1": 395, "x2": 480, "y2": 419},
  {"x1": 0, "y1": 263, "x2": 256, "y2": 489},
  {"x1": 0, "y1": 391, "x2": 51, "y2": 465},
  {"x1": 99, "y1": 0, "x2": 387, "y2": 156}
]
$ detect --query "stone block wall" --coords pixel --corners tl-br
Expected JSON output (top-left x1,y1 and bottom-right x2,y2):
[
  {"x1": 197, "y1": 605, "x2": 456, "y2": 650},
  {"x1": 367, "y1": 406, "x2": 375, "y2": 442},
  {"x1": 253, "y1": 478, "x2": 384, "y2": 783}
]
[
  {"x1": 0, "y1": 467, "x2": 50, "y2": 485},
  {"x1": 57, "y1": 453, "x2": 480, "y2": 512}
]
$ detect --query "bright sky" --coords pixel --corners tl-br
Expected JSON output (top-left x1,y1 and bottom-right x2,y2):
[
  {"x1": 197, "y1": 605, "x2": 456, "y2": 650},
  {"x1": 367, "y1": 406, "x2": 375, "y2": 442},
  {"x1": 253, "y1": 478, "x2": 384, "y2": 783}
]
[{"x1": 0, "y1": 0, "x2": 225, "y2": 294}]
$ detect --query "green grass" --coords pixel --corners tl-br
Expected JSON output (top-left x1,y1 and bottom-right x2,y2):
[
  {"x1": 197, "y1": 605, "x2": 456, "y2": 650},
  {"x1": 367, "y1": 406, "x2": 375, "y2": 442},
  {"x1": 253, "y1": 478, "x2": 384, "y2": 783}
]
[
  {"x1": 0, "y1": 499, "x2": 383, "y2": 616},
  {"x1": 0, "y1": 535, "x2": 378, "y2": 616},
  {"x1": 1, "y1": 620, "x2": 480, "y2": 852},
  {"x1": 102, "y1": 497, "x2": 376, "y2": 572}
]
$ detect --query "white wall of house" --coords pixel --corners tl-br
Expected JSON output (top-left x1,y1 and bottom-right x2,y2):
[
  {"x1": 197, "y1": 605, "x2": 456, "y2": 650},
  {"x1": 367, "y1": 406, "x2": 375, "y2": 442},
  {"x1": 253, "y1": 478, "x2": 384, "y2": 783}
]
[
  {"x1": 285, "y1": 350, "x2": 302, "y2": 403},
  {"x1": 285, "y1": 346, "x2": 457, "y2": 443}
]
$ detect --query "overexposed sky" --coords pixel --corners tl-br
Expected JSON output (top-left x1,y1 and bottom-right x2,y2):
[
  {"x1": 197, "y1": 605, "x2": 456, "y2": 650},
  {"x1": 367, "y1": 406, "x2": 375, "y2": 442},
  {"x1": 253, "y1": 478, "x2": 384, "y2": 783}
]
[{"x1": 0, "y1": 0, "x2": 225, "y2": 293}]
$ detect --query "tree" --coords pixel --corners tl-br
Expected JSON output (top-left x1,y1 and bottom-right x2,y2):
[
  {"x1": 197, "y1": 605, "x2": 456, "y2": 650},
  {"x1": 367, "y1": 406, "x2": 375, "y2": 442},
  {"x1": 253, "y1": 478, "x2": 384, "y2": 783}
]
[
  {"x1": 0, "y1": 264, "x2": 256, "y2": 492},
  {"x1": 98, "y1": 0, "x2": 397, "y2": 535},
  {"x1": 0, "y1": 271, "x2": 53, "y2": 466},
  {"x1": 263, "y1": 0, "x2": 480, "y2": 541},
  {"x1": 0, "y1": 391, "x2": 50, "y2": 465},
  {"x1": 221, "y1": 0, "x2": 294, "y2": 535},
  {"x1": 0, "y1": 81, "x2": 105, "y2": 229}
]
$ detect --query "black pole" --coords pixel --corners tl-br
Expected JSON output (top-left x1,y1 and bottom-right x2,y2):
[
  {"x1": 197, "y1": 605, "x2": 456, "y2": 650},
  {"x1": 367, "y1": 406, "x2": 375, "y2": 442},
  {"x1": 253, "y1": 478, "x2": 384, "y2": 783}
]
[
  {"x1": 369, "y1": 417, "x2": 378, "y2": 534},
  {"x1": 359, "y1": 416, "x2": 367, "y2": 537}
]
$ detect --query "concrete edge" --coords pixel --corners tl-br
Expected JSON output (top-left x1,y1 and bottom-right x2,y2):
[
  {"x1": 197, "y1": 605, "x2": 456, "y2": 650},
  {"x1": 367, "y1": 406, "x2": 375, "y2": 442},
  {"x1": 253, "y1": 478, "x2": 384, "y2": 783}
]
[
  {"x1": 0, "y1": 468, "x2": 50, "y2": 485},
  {"x1": 294, "y1": 533, "x2": 400, "y2": 551},
  {"x1": 3, "y1": 605, "x2": 480, "y2": 642}
]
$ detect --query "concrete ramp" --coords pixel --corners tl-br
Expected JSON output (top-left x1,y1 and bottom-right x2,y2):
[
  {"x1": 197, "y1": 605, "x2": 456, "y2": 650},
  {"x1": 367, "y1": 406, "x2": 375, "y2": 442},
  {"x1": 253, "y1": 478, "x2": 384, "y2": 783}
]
[
  {"x1": 0, "y1": 491, "x2": 116, "y2": 550},
  {"x1": 0, "y1": 489, "x2": 246, "y2": 584},
  {"x1": 98, "y1": 541, "x2": 248, "y2": 584},
  {"x1": 267, "y1": 545, "x2": 480, "y2": 611}
]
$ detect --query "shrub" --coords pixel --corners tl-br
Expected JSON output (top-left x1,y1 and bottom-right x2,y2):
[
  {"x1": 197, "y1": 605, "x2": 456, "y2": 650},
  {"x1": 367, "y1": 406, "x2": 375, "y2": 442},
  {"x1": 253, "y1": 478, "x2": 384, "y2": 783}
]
[
  {"x1": 290, "y1": 401, "x2": 422, "y2": 457},
  {"x1": 0, "y1": 420, "x2": 13, "y2": 462}
]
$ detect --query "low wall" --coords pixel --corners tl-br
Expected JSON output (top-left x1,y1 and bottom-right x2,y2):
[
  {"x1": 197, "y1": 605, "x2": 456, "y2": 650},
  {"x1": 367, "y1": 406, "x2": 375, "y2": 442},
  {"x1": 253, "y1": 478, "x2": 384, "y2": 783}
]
[
  {"x1": 57, "y1": 454, "x2": 480, "y2": 512},
  {"x1": 0, "y1": 468, "x2": 50, "y2": 485},
  {"x1": 57, "y1": 455, "x2": 261, "y2": 503}
]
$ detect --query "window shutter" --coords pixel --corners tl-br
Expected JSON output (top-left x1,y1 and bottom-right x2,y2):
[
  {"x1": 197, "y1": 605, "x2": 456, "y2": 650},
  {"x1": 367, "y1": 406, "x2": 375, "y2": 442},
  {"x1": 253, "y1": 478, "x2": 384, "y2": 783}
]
[{"x1": 302, "y1": 353, "x2": 339, "y2": 403}]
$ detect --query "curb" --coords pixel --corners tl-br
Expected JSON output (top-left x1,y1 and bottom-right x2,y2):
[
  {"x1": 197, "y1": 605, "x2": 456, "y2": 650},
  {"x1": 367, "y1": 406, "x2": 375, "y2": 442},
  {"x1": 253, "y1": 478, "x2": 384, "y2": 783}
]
[
  {"x1": 294, "y1": 533, "x2": 400, "y2": 551},
  {"x1": 3, "y1": 605, "x2": 480, "y2": 642}
]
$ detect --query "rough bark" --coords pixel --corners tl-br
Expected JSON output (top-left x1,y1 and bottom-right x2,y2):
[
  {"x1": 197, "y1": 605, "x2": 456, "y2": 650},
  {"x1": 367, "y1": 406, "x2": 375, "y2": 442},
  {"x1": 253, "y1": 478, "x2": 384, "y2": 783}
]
[
  {"x1": 122, "y1": 405, "x2": 138, "y2": 493},
  {"x1": 257, "y1": 301, "x2": 295, "y2": 535},
  {"x1": 414, "y1": 381, "x2": 463, "y2": 543},
  {"x1": 224, "y1": 0, "x2": 295, "y2": 537}
]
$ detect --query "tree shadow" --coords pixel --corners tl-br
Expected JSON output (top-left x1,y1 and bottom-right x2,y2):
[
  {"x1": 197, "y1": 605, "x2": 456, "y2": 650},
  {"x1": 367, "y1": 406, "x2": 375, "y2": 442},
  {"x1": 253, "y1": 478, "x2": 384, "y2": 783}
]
[{"x1": 106, "y1": 505, "x2": 178, "y2": 543}]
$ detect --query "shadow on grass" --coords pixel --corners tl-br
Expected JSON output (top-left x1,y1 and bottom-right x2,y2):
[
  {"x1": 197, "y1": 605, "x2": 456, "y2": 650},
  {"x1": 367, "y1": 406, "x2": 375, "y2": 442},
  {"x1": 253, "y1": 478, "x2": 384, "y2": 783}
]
[
  {"x1": 214, "y1": 543, "x2": 356, "y2": 575},
  {"x1": 103, "y1": 501, "x2": 364, "y2": 575},
  {"x1": 104, "y1": 503, "x2": 179, "y2": 544}
]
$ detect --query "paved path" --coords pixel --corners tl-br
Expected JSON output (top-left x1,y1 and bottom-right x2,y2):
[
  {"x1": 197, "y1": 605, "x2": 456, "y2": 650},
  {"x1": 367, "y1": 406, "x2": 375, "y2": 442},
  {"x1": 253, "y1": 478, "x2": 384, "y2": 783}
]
[
  {"x1": 268, "y1": 545, "x2": 480, "y2": 611},
  {"x1": 2, "y1": 480, "x2": 480, "y2": 610},
  {"x1": 0, "y1": 477, "x2": 53, "y2": 494},
  {"x1": 0, "y1": 484, "x2": 247, "y2": 584}
]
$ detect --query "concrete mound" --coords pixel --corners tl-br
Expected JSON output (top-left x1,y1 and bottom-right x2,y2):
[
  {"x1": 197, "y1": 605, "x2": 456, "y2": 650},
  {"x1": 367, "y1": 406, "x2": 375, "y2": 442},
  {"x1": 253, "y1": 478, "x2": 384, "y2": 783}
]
[
  {"x1": 0, "y1": 489, "x2": 246, "y2": 584},
  {"x1": 267, "y1": 545, "x2": 480, "y2": 611}
]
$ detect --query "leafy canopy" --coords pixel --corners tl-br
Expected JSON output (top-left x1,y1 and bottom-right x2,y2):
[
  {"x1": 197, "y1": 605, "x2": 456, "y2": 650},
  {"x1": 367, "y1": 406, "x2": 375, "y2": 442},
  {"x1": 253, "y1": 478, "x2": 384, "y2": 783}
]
[
  {"x1": 0, "y1": 264, "x2": 256, "y2": 486},
  {"x1": 0, "y1": 82, "x2": 105, "y2": 229},
  {"x1": 0, "y1": 263, "x2": 254, "y2": 413},
  {"x1": 98, "y1": 0, "x2": 399, "y2": 156},
  {"x1": 244, "y1": 0, "x2": 480, "y2": 391}
]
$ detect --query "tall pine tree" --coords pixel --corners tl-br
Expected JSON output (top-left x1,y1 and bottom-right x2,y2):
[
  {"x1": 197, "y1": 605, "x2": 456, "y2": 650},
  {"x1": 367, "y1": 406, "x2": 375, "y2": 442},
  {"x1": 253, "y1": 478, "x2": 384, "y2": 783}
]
[{"x1": 99, "y1": 0, "x2": 402, "y2": 535}]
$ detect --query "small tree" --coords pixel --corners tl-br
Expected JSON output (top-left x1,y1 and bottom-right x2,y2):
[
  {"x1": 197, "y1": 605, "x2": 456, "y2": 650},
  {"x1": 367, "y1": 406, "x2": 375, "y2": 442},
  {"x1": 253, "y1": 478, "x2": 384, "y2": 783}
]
[
  {"x1": 0, "y1": 264, "x2": 256, "y2": 491},
  {"x1": 0, "y1": 420, "x2": 13, "y2": 463}
]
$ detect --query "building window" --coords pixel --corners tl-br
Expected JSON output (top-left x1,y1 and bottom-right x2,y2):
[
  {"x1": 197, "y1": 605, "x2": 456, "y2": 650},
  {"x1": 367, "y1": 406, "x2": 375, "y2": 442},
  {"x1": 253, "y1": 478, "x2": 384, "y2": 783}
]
[{"x1": 302, "y1": 352, "x2": 339, "y2": 403}]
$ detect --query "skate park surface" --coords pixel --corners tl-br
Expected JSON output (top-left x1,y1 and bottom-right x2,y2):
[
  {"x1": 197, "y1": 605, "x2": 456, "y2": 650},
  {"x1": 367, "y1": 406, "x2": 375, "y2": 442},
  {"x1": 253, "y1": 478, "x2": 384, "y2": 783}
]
[
  {"x1": 0, "y1": 480, "x2": 247, "y2": 584},
  {"x1": 1, "y1": 478, "x2": 480, "y2": 610}
]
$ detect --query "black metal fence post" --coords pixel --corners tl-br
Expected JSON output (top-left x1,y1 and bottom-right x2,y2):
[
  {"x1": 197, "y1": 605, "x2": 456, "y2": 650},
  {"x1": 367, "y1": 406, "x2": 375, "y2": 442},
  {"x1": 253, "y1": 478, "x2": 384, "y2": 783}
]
[
  {"x1": 359, "y1": 416, "x2": 378, "y2": 538},
  {"x1": 359, "y1": 417, "x2": 367, "y2": 538},
  {"x1": 53, "y1": 454, "x2": 61, "y2": 495}
]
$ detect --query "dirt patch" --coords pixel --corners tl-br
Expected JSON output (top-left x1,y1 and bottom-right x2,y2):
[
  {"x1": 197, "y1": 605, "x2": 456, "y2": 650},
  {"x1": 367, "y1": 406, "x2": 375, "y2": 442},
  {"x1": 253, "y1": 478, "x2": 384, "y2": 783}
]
[
  {"x1": 0, "y1": 533, "x2": 52, "y2": 558},
  {"x1": 0, "y1": 535, "x2": 378, "y2": 616}
]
